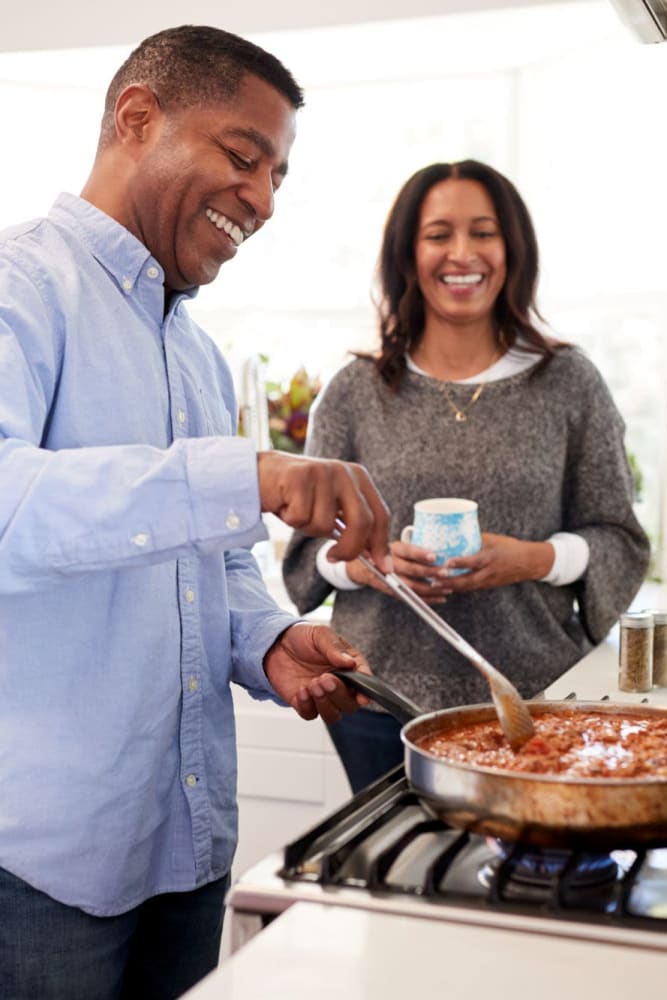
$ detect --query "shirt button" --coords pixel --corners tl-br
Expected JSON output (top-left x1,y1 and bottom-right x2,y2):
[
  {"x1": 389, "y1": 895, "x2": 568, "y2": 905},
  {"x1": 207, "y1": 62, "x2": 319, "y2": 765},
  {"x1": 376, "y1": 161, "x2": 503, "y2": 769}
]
[
  {"x1": 132, "y1": 533, "x2": 149, "y2": 547},
  {"x1": 188, "y1": 677, "x2": 199, "y2": 692},
  {"x1": 185, "y1": 774, "x2": 197, "y2": 788},
  {"x1": 177, "y1": 410, "x2": 186, "y2": 425},
  {"x1": 225, "y1": 512, "x2": 241, "y2": 530},
  {"x1": 184, "y1": 589, "x2": 195, "y2": 603},
  {"x1": 122, "y1": 278, "x2": 133, "y2": 292},
  {"x1": 146, "y1": 266, "x2": 159, "y2": 279}
]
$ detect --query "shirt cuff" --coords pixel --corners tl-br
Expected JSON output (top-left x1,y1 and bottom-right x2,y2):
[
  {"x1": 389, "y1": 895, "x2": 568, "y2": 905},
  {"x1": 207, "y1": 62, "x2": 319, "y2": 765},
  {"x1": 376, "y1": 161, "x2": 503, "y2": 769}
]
[
  {"x1": 316, "y1": 539, "x2": 364, "y2": 591},
  {"x1": 186, "y1": 436, "x2": 266, "y2": 550},
  {"x1": 539, "y1": 532, "x2": 590, "y2": 586}
]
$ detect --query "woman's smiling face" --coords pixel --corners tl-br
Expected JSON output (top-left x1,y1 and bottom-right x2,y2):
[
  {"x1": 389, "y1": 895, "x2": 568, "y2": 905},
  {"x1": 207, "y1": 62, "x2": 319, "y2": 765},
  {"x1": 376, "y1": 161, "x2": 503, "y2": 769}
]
[{"x1": 414, "y1": 177, "x2": 507, "y2": 330}]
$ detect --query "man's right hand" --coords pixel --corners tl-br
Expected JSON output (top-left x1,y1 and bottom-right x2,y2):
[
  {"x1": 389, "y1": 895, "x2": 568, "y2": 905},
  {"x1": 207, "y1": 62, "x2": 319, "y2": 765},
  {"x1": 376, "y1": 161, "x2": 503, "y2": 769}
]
[{"x1": 257, "y1": 451, "x2": 390, "y2": 571}]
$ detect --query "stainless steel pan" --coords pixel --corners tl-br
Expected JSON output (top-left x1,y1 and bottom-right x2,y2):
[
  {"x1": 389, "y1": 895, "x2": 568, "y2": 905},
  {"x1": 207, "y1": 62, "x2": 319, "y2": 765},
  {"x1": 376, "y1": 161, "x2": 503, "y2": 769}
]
[{"x1": 333, "y1": 670, "x2": 667, "y2": 848}]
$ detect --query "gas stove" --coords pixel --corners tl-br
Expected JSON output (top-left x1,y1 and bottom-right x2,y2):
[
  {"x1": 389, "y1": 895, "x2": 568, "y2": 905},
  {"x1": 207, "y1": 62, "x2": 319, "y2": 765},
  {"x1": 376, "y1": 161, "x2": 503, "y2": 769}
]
[
  {"x1": 227, "y1": 634, "x2": 667, "y2": 957},
  {"x1": 226, "y1": 765, "x2": 667, "y2": 955}
]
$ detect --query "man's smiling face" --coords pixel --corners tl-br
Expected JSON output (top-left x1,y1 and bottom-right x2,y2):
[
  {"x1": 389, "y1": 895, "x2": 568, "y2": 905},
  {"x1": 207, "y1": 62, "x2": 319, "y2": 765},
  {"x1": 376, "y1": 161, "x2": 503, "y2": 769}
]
[{"x1": 127, "y1": 74, "x2": 297, "y2": 295}]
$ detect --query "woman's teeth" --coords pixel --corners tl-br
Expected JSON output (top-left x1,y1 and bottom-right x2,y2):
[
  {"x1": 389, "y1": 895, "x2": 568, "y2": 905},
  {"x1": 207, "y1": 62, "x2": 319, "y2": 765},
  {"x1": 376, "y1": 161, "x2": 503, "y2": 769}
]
[
  {"x1": 441, "y1": 274, "x2": 483, "y2": 285},
  {"x1": 205, "y1": 209, "x2": 245, "y2": 247}
]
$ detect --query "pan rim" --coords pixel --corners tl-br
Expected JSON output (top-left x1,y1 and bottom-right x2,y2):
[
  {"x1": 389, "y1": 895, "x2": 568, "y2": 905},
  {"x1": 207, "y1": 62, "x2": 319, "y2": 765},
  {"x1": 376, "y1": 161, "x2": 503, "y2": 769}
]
[{"x1": 400, "y1": 699, "x2": 667, "y2": 787}]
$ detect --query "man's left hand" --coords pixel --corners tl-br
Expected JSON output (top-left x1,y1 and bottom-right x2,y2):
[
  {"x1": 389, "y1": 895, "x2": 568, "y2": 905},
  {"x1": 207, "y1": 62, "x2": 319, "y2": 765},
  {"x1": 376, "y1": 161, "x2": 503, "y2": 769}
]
[{"x1": 264, "y1": 624, "x2": 371, "y2": 723}]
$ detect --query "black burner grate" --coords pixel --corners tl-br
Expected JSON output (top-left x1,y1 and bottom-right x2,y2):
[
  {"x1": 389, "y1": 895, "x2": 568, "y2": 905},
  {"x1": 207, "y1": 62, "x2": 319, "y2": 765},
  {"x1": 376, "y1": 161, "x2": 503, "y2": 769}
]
[{"x1": 278, "y1": 768, "x2": 667, "y2": 928}]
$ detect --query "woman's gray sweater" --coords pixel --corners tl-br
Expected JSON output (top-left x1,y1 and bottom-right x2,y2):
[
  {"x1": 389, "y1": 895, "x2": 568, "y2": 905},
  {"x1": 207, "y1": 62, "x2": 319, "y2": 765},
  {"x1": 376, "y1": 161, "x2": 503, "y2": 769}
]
[{"x1": 282, "y1": 349, "x2": 650, "y2": 712}]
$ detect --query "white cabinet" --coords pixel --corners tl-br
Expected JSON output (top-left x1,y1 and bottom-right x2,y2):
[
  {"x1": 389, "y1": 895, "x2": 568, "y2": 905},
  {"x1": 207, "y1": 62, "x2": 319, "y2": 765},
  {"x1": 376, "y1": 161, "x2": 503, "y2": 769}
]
[
  {"x1": 222, "y1": 686, "x2": 349, "y2": 960},
  {"x1": 231, "y1": 685, "x2": 350, "y2": 879}
]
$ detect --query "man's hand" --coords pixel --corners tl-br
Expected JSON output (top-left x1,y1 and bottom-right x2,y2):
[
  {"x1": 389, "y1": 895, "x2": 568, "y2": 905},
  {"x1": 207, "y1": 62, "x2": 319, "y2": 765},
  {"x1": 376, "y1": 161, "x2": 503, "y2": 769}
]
[
  {"x1": 257, "y1": 451, "x2": 390, "y2": 571},
  {"x1": 263, "y1": 623, "x2": 372, "y2": 724}
]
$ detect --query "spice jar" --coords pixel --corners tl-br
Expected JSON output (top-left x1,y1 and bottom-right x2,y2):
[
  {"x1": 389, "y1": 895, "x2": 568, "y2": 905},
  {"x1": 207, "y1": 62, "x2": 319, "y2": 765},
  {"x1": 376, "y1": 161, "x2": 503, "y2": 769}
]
[
  {"x1": 618, "y1": 611, "x2": 653, "y2": 692},
  {"x1": 650, "y1": 610, "x2": 667, "y2": 687}
]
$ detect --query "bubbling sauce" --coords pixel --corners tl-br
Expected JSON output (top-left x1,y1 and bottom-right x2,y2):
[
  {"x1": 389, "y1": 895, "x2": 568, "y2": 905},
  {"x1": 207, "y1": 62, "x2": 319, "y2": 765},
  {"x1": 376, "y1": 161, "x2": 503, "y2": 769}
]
[{"x1": 417, "y1": 710, "x2": 667, "y2": 778}]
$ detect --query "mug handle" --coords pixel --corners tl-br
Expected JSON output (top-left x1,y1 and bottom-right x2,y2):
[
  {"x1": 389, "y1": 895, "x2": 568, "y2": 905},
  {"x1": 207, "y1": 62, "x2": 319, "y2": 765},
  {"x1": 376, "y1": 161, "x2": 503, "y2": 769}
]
[{"x1": 400, "y1": 525, "x2": 414, "y2": 544}]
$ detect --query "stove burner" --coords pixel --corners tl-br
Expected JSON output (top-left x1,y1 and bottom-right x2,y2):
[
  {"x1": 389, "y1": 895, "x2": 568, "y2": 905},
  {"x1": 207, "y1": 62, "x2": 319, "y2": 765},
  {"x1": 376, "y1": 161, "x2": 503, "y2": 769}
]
[{"x1": 479, "y1": 838, "x2": 621, "y2": 905}]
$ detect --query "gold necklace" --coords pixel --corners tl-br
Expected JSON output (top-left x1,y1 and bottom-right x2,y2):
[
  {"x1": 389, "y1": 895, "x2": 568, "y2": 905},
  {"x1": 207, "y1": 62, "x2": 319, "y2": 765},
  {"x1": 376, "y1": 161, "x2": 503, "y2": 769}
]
[{"x1": 443, "y1": 382, "x2": 485, "y2": 422}]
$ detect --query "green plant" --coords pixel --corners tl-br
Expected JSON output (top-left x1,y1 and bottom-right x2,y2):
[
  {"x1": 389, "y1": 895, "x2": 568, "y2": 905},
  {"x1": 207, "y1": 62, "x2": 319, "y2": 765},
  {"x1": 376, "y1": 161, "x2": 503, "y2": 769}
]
[
  {"x1": 266, "y1": 367, "x2": 320, "y2": 454},
  {"x1": 627, "y1": 450, "x2": 643, "y2": 503}
]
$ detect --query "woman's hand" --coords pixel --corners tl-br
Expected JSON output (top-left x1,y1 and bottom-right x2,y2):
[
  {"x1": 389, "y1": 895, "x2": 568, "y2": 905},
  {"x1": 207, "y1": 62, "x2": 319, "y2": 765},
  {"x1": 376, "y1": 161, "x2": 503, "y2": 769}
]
[
  {"x1": 440, "y1": 533, "x2": 555, "y2": 592},
  {"x1": 345, "y1": 538, "x2": 450, "y2": 605}
]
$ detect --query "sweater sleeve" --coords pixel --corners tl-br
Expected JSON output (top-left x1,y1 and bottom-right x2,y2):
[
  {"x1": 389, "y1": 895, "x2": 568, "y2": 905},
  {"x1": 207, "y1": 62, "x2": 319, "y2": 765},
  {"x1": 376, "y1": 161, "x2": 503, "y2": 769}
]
[
  {"x1": 563, "y1": 358, "x2": 650, "y2": 643},
  {"x1": 282, "y1": 366, "x2": 356, "y2": 615}
]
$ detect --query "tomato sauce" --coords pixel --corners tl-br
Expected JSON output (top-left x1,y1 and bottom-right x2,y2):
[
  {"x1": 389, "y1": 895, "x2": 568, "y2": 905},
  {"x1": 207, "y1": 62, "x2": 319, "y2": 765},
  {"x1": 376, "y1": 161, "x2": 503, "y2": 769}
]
[{"x1": 416, "y1": 710, "x2": 667, "y2": 778}]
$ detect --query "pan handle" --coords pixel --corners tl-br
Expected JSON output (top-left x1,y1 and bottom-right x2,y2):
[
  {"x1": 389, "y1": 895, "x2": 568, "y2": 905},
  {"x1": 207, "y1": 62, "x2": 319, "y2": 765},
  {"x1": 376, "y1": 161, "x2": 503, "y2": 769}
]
[{"x1": 331, "y1": 669, "x2": 423, "y2": 724}]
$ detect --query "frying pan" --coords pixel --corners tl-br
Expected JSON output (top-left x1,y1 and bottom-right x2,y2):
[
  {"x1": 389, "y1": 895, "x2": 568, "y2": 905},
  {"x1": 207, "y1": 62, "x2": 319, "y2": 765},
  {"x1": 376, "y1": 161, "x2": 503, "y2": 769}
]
[{"x1": 333, "y1": 670, "x2": 667, "y2": 849}]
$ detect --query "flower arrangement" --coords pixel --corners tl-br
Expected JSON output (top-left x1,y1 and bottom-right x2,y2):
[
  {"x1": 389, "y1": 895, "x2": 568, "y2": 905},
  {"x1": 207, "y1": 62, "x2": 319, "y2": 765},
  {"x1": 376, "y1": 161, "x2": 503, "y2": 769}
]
[{"x1": 266, "y1": 366, "x2": 321, "y2": 453}]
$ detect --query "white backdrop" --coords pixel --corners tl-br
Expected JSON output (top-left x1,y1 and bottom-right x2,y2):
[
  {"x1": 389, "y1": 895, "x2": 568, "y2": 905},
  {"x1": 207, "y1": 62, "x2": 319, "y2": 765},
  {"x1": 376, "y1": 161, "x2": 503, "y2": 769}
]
[
  {"x1": 0, "y1": 0, "x2": 581, "y2": 53},
  {"x1": 0, "y1": 0, "x2": 664, "y2": 575}
]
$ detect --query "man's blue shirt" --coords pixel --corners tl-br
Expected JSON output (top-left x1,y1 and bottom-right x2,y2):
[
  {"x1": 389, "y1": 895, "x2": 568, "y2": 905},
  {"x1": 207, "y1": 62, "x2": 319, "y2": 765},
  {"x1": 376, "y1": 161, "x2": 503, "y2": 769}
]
[{"x1": 0, "y1": 193, "x2": 295, "y2": 915}]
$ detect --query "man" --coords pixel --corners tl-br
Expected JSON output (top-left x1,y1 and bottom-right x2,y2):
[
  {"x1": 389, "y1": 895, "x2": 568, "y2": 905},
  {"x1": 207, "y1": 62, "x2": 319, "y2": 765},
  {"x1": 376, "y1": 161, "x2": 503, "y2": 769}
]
[{"x1": 0, "y1": 25, "x2": 389, "y2": 999}]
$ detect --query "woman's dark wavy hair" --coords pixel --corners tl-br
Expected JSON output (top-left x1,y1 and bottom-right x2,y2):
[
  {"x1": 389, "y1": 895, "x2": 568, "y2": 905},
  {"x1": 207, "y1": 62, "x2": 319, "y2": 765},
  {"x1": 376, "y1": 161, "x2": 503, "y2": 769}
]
[{"x1": 371, "y1": 160, "x2": 562, "y2": 390}]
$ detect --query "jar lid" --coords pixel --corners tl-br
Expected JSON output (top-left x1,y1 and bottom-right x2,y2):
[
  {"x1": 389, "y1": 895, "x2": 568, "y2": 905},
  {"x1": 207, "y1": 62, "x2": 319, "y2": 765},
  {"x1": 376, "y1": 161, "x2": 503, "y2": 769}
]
[
  {"x1": 648, "y1": 609, "x2": 667, "y2": 625},
  {"x1": 620, "y1": 611, "x2": 654, "y2": 628}
]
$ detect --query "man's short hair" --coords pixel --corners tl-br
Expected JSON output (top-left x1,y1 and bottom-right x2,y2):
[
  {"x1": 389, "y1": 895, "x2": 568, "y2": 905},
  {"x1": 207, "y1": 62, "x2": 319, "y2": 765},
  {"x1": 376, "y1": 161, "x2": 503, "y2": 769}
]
[{"x1": 100, "y1": 25, "x2": 304, "y2": 142}]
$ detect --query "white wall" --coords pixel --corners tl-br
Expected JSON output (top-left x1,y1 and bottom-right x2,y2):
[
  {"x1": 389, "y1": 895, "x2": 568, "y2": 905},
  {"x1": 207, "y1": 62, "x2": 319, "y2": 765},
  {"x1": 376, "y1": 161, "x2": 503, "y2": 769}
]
[
  {"x1": 3, "y1": 1, "x2": 661, "y2": 571},
  {"x1": 3, "y1": 0, "x2": 582, "y2": 53}
]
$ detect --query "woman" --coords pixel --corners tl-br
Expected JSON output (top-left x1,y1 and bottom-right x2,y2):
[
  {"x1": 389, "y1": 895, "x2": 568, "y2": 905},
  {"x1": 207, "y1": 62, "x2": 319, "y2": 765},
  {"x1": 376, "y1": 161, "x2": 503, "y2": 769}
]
[{"x1": 282, "y1": 160, "x2": 650, "y2": 793}]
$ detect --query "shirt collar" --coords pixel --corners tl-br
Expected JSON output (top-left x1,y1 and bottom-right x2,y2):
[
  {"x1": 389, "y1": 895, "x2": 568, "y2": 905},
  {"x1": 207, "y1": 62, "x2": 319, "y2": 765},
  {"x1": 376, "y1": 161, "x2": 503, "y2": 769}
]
[{"x1": 47, "y1": 192, "x2": 198, "y2": 307}]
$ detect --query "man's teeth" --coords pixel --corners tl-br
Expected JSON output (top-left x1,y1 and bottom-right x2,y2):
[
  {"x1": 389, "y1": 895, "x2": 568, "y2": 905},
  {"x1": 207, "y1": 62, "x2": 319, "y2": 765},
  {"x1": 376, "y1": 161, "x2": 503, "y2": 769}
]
[
  {"x1": 441, "y1": 274, "x2": 483, "y2": 285},
  {"x1": 205, "y1": 209, "x2": 245, "y2": 247}
]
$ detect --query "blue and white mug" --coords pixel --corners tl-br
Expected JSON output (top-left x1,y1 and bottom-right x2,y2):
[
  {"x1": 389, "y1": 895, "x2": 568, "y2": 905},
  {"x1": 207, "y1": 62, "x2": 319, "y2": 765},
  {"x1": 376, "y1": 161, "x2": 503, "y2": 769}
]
[{"x1": 400, "y1": 498, "x2": 481, "y2": 575}]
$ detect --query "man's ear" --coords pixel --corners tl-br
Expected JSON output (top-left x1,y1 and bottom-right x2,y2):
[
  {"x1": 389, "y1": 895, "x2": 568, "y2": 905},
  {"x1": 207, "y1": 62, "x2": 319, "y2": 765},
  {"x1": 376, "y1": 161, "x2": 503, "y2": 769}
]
[{"x1": 113, "y1": 84, "x2": 161, "y2": 145}]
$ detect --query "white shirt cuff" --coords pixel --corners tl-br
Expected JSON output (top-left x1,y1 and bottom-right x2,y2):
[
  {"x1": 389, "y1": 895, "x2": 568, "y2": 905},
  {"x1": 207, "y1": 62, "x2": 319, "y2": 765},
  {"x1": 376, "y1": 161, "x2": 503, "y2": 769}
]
[
  {"x1": 539, "y1": 532, "x2": 590, "y2": 586},
  {"x1": 315, "y1": 539, "x2": 364, "y2": 591}
]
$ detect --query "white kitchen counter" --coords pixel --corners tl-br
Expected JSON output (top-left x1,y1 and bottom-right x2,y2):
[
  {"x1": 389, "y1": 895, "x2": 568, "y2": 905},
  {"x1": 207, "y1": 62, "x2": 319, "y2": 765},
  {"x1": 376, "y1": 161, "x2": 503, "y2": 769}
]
[{"x1": 186, "y1": 900, "x2": 667, "y2": 999}]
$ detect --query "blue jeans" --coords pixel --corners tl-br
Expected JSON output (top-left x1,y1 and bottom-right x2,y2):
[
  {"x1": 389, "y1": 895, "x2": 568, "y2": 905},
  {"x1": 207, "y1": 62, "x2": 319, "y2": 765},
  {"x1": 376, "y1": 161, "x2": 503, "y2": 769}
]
[
  {"x1": 0, "y1": 866, "x2": 229, "y2": 1000},
  {"x1": 327, "y1": 707, "x2": 404, "y2": 794}
]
